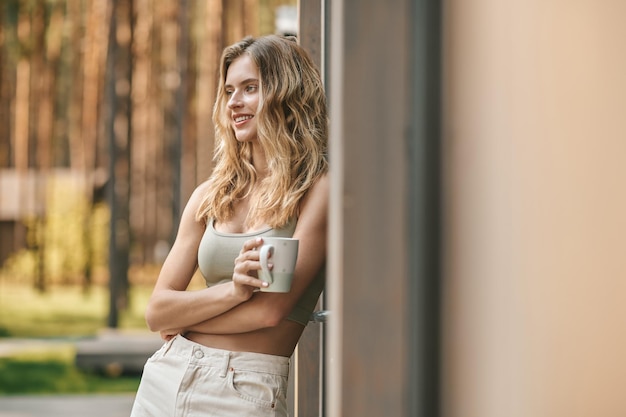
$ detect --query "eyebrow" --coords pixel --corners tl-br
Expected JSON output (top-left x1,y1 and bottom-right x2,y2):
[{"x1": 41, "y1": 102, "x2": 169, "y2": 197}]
[{"x1": 224, "y1": 78, "x2": 259, "y2": 89}]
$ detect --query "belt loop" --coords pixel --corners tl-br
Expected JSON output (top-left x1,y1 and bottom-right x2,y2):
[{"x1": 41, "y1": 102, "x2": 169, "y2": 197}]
[{"x1": 219, "y1": 352, "x2": 231, "y2": 378}]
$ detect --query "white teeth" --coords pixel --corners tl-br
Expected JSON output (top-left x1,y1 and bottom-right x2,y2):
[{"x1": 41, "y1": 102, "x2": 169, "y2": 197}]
[{"x1": 235, "y1": 115, "x2": 252, "y2": 123}]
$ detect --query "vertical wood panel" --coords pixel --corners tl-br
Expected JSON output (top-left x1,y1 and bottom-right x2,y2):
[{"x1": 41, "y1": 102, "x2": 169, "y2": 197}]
[
  {"x1": 289, "y1": 2, "x2": 324, "y2": 416},
  {"x1": 298, "y1": 0, "x2": 322, "y2": 68},
  {"x1": 291, "y1": 319, "x2": 323, "y2": 415},
  {"x1": 327, "y1": 1, "x2": 412, "y2": 416},
  {"x1": 408, "y1": 1, "x2": 443, "y2": 416}
]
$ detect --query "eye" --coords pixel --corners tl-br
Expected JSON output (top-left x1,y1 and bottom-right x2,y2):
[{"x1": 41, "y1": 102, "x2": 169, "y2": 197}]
[
  {"x1": 225, "y1": 89, "x2": 234, "y2": 96},
  {"x1": 245, "y1": 84, "x2": 258, "y2": 93}
]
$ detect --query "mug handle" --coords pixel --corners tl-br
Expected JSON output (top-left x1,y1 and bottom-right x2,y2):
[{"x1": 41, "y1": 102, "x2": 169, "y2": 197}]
[{"x1": 259, "y1": 244, "x2": 275, "y2": 284}]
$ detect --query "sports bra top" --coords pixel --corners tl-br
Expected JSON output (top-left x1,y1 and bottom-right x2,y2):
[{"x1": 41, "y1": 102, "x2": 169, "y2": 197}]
[{"x1": 197, "y1": 218, "x2": 325, "y2": 326}]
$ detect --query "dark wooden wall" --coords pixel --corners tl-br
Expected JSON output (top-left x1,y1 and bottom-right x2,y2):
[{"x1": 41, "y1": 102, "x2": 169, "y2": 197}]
[
  {"x1": 287, "y1": 2, "x2": 325, "y2": 416},
  {"x1": 326, "y1": 0, "x2": 442, "y2": 416}
]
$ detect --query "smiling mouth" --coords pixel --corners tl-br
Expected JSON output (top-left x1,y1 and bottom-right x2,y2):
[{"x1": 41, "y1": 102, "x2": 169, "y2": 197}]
[{"x1": 234, "y1": 115, "x2": 253, "y2": 123}]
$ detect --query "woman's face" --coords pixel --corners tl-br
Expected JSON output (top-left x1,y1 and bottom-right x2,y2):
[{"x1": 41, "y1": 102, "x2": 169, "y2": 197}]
[{"x1": 225, "y1": 54, "x2": 261, "y2": 143}]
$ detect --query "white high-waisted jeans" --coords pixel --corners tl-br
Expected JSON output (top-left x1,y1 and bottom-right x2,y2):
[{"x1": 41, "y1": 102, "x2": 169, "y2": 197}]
[{"x1": 130, "y1": 334, "x2": 290, "y2": 417}]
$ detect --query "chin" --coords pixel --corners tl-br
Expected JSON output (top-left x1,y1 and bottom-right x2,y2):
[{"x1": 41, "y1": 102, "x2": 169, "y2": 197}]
[{"x1": 235, "y1": 134, "x2": 258, "y2": 143}]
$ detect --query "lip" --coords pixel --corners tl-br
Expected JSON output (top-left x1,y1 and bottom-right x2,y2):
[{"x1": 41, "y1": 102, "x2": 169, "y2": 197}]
[{"x1": 232, "y1": 113, "x2": 254, "y2": 126}]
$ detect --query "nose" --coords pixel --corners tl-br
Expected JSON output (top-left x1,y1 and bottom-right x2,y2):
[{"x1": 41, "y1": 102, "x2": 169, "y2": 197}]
[{"x1": 227, "y1": 90, "x2": 242, "y2": 109}]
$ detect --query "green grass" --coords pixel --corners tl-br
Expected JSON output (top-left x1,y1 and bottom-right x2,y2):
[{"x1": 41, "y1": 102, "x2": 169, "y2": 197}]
[
  {"x1": 0, "y1": 345, "x2": 140, "y2": 394},
  {"x1": 0, "y1": 283, "x2": 151, "y2": 338},
  {"x1": 0, "y1": 283, "x2": 153, "y2": 394}
]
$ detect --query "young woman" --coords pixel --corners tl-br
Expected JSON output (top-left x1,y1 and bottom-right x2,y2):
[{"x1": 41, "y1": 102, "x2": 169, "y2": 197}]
[{"x1": 130, "y1": 35, "x2": 328, "y2": 416}]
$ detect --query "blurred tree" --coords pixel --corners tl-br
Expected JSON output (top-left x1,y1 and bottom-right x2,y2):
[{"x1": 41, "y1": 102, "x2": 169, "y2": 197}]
[
  {"x1": 106, "y1": 0, "x2": 132, "y2": 328},
  {"x1": 80, "y1": 0, "x2": 111, "y2": 292},
  {"x1": 0, "y1": 0, "x2": 297, "y2": 296},
  {"x1": 0, "y1": 3, "x2": 11, "y2": 167}
]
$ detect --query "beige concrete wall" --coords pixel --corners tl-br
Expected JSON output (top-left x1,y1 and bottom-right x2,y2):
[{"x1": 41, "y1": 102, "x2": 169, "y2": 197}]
[{"x1": 443, "y1": 1, "x2": 626, "y2": 416}]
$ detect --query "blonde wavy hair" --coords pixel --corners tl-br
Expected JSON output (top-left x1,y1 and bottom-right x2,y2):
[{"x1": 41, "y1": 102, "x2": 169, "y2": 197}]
[{"x1": 196, "y1": 35, "x2": 329, "y2": 228}]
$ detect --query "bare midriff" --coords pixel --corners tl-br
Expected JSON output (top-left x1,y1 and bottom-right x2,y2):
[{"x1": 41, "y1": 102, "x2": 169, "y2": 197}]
[{"x1": 184, "y1": 320, "x2": 305, "y2": 358}]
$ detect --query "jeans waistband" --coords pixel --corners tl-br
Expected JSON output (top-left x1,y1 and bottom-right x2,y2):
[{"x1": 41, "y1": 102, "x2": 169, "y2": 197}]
[{"x1": 164, "y1": 335, "x2": 290, "y2": 378}]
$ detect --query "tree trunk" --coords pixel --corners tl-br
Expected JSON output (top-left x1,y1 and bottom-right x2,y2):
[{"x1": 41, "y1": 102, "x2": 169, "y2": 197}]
[
  {"x1": 0, "y1": 3, "x2": 11, "y2": 168},
  {"x1": 195, "y1": 0, "x2": 222, "y2": 184},
  {"x1": 131, "y1": 0, "x2": 154, "y2": 265},
  {"x1": 106, "y1": 0, "x2": 133, "y2": 328}
]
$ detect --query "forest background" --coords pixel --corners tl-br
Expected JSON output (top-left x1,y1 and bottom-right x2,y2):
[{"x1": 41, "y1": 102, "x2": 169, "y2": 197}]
[{"x1": 0, "y1": 0, "x2": 297, "y2": 336}]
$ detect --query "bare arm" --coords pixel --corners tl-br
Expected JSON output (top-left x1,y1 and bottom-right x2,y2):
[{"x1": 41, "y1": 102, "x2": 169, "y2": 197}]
[
  {"x1": 144, "y1": 183, "x2": 266, "y2": 332},
  {"x1": 173, "y1": 174, "x2": 328, "y2": 335}
]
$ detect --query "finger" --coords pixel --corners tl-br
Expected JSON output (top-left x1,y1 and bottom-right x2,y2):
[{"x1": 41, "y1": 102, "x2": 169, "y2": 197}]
[
  {"x1": 233, "y1": 254, "x2": 262, "y2": 271},
  {"x1": 233, "y1": 272, "x2": 269, "y2": 289},
  {"x1": 234, "y1": 243, "x2": 263, "y2": 265},
  {"x1": 240, "y1": 237, "x2": 263, "y2": 253}
]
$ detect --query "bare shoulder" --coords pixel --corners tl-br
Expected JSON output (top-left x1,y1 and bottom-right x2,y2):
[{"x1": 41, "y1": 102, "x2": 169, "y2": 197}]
[
  {"x1": 175, "y1": 180, "x2": 212, "y2": 232},
  {"x1": 309, "y1": 173, "x2": 329, "y2": 196},
  {"x1": 182, "y1": 180, "x2": 211, "y2": 214},
  {"x1": 190, "y1": 180, "x2": 212, "y2": 204},
  {"x1": 298, "y1": 174, "x2": 329, "y2": 225}
]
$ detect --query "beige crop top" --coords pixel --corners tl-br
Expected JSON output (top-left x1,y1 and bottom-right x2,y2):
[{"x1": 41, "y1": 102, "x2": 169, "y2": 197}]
[{"x1": 197, "y1": 219, "x2": 325, "y2": 326}]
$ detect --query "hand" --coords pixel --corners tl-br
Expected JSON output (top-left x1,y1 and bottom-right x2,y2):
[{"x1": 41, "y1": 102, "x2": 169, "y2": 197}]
[{"x1": 232, "y1": 237, "x2": 271, "y2": 300}]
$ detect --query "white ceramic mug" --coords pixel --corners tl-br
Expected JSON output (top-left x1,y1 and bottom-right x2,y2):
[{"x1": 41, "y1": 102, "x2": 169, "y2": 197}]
[{"x1": 258, "y1": 237, "x2": 299, "y2": 293}]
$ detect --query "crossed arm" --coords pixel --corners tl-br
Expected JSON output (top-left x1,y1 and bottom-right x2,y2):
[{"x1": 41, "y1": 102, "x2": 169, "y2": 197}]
[{"x1": 144, "y1": 175, "x2": 328, "y2": 339}]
